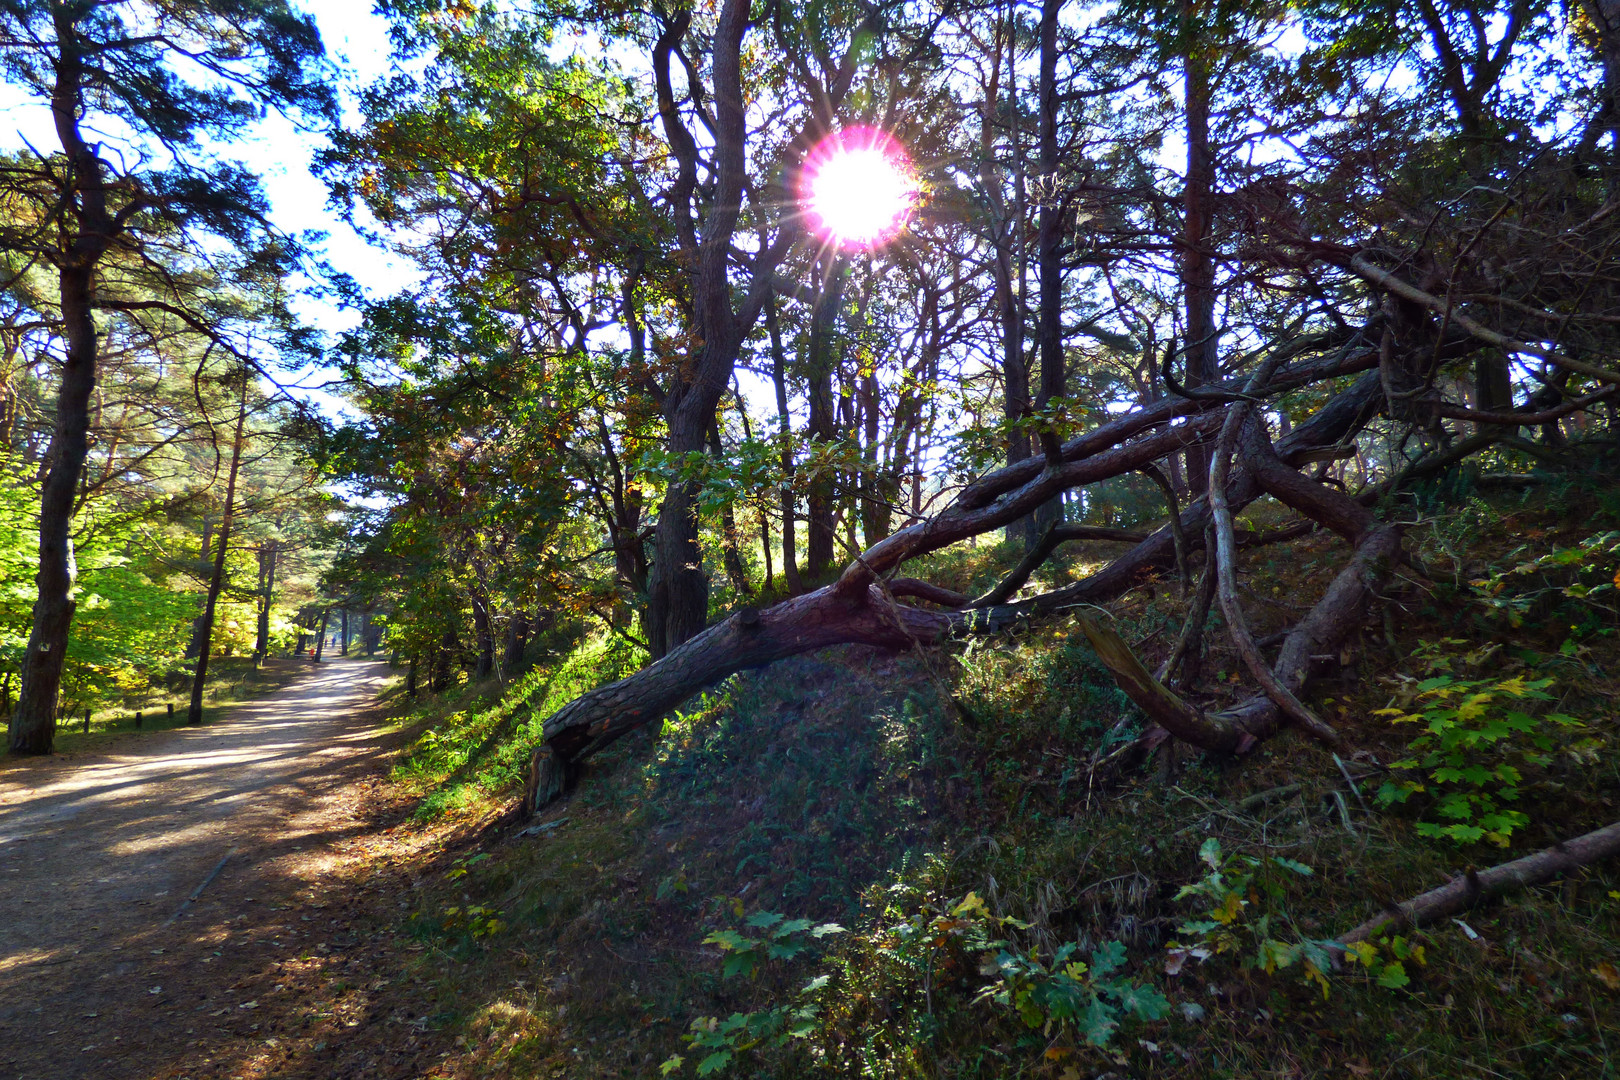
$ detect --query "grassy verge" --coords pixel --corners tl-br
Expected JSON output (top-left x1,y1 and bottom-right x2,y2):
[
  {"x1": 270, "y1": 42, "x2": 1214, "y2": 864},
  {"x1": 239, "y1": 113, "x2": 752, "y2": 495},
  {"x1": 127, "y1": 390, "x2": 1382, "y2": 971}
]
[{"x1": 40, "y1": 655, "x2": 335, "y2": 753}]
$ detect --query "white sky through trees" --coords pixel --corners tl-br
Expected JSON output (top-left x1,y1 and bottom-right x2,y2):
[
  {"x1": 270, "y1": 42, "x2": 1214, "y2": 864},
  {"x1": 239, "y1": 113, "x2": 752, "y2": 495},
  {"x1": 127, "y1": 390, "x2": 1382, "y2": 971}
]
[{"x1": 0, "y1": 3, "x2": 413, "y2": 411}]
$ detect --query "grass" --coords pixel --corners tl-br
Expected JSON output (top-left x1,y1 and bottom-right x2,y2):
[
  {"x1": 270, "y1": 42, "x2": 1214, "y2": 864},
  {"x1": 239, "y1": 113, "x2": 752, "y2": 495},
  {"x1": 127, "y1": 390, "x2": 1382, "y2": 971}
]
[{"x1": 372, "y1": 485, "x2": 1620, "y2": 1080}]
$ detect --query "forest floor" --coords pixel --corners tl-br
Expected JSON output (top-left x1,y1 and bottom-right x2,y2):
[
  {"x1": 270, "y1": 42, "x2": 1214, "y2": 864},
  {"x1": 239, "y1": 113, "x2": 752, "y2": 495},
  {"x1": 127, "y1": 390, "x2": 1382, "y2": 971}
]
[{"x1": 0, "y1": 656, "x2": 460, "y2": 1080}]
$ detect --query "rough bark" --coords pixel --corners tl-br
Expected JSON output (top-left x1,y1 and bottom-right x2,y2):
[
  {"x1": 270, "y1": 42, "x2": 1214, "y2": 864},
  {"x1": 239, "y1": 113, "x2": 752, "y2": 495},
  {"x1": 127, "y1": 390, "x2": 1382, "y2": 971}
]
[
  {"x1": 973, "y1": 525, "x2": 1150, "y2": 607},
  {"x1": 505, "y1": 611, "x2": 530, "y2": 672},
  {"x1": 527, "y1": 585, "x2": 955, "y2": 808},
  {"x1": 805, "y1": 254, "x2": 845, "y2": 580},
  {"x1": 472, "y1": 592, "x2": 495, "y2": 679}
]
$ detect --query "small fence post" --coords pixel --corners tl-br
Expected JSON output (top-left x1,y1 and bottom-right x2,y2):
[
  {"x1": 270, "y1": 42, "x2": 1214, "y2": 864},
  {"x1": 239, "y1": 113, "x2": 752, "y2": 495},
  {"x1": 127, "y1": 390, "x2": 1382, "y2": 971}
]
[
  {"x1": 167, "y1": 703, "x2": 175, "y2": 721},
  {"x1": 83, "y1": 710, "x2": 90, "y2": 735},
  {"x1": 135, "y1": 711, "x2": 142, "y2": 729}
]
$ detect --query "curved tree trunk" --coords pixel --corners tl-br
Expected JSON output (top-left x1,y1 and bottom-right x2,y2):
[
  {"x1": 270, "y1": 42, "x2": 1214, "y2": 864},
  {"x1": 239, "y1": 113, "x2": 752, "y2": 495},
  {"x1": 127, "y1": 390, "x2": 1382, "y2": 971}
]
[{"x1": 11, "y1": 13, "x2": 114, "y2": 755}]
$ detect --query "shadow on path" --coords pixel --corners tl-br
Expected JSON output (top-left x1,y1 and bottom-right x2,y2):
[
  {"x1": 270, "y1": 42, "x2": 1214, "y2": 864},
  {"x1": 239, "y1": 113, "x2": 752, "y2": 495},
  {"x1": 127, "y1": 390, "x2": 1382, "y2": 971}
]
[{"x1": 0, "y1": 657, "x2": 412, "y2": 1080}]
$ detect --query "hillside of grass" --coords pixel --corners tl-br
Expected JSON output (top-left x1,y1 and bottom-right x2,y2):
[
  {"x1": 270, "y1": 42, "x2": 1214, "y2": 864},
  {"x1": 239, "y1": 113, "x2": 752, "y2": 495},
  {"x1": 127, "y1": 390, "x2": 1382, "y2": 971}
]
[{"x1": 379, "y1": 482, "x2": 1620, "y2": 1080}]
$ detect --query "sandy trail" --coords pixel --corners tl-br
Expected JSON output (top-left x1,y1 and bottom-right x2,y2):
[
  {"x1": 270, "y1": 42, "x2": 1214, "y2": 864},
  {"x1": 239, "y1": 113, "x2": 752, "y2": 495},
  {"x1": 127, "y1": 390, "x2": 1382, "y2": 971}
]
[{"x1": 0, "y1": 657, "x2": 409, "y2": 1080}]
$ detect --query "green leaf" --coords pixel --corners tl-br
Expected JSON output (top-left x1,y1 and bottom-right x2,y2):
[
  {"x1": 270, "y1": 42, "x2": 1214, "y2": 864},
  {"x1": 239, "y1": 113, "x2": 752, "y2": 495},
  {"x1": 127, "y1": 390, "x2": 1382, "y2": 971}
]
[
  {"x1": 1079, "y1": 998, "x2": 1121, "y2": 1047},
  {"x1": 1090, "y1": 940, "x2": 1127, "y2": 980},
  {"x1": 1376, "y1": 961, "x2": 1410, "y2": 989},
  {"x1": 1116, "y1": 983, "x2": 1170, "y2": 1020},
  {"x1": 695, "y1": 1050, "x2": 733, "y2": 1075}
]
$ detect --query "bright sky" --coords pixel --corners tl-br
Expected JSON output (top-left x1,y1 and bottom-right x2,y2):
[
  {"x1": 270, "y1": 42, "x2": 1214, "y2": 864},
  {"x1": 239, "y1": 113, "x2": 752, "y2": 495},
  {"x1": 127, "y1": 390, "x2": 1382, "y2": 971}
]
[{"x1": 0, "y1": 4, "x2": 413, "y2": 401}]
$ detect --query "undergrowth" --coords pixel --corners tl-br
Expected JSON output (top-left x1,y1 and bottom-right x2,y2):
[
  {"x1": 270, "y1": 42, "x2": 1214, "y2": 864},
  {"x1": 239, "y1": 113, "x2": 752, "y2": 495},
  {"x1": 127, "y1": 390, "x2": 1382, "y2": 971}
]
[{"x1": 382, "y1": 484, "x2": 1620, "y2": 1080}]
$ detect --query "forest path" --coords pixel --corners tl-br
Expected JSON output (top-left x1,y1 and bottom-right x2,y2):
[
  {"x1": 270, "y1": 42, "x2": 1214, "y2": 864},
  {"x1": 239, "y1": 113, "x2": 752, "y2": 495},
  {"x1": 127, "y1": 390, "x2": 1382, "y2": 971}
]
[{"x1": 0, "y1": 657, "x2": 444, "y2": 1080}]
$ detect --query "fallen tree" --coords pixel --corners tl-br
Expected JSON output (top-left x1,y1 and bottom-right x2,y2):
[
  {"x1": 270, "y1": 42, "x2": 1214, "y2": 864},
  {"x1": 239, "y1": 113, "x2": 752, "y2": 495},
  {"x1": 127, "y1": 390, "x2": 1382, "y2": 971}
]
[
  {"x1": 520, "y1": 256, "x2": 1618, "y2": 811},
  {"x1": 524, "y1": 337, "x2": 1412, "y2": 810},
  {"x1": 1337, "y1": 818, "x2": 1620, "y2": 947}
]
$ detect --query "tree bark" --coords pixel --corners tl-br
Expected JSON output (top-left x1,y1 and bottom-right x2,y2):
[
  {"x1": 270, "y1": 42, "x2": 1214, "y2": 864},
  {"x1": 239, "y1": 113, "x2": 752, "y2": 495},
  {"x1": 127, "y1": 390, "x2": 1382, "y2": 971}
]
[
  {"x1": 805, "y1": 254, "x2": 846, "y2": 580},
  {"x1": 1032, "y1": 0, "x2": 1067, "y2": 535},
  {"x1": 1181, "y1": 0, "x2": 1218, "y2": 495},
  {"x1": 522, "y1": 353, "x2": 1388, "y2": 810},
  {"x1": 313, "y1": 610, "x2": 330, "y2": 664},
  {"x1": 185, "y1": 516, "x2": 215, "y2": 661},
  {"x1": 981, "y1": 2, "x2": 1035, "y2": 548},
  {"x1": 710, "y1": 421, "x2": 751, "y2": 596},
  {"x1": 11, "y1": 9, "x2": 114, "y2": 754},
  {"x1": 252, "y1": 539, "x2": 278, "y2": 666},
  {"x1": 187, "y1": 379, "x2": 250, "y2": 726}
]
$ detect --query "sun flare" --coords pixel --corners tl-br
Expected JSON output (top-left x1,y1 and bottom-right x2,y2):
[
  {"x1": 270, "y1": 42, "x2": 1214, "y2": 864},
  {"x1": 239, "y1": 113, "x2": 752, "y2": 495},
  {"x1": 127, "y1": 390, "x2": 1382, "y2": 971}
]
[{"x1": 803, "y1": 129, "x2": 918, "y2": 248}]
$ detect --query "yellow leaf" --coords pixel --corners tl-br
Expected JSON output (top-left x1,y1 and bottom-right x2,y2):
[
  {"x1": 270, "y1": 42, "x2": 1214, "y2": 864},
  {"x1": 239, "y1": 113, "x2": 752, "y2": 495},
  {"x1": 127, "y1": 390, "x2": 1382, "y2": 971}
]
[
  {"x1": 1594, "y1": 961, "x2": 1620, "y2": 991},
  {"x1": 952, "y1": 892, "x2": 989, "y2": 918},
  {"x1": 1045, "y1": 1046, "x2": 1074, "y2": 1061}
]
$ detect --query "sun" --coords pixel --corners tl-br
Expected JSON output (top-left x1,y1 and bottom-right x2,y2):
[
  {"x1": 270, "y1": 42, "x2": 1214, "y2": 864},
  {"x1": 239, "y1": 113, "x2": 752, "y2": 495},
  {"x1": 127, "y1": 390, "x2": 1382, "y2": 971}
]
[{"x1": 802, "y1": 128, "x2": 919, "y2": 249}]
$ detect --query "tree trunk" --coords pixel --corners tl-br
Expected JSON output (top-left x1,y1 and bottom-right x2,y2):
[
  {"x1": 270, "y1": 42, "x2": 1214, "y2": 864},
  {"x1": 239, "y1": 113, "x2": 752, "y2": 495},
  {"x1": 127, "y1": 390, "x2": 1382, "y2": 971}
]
[
  {"x1": 710, "y1": 421, "x2": 751, "y2": 596},
  {"x1": 429, "y1": 628, "x2": 455, "y2": 692},
  {"x1": 982, "y1": 0, "x2": 1037, "y2": 548},
  {"x1": 527, "y1": 584, "x2": 958, "y2": 808},
  {"x1": 340, "y1": 609, "x2": 349, "y2": 656},
  {"x1": 406, "y1": 654, "x2": 419, "y2": 698},
  {"x1": 252, "y1": 539, "x2": 278, "y2": 666},
  {"x1": 805, "y1": 255, "x2": 846, "y2": 580},
  {"x1": 1181, "y1": 2, "x2": 1218, "y2": 495},
  {"x1": 185, "y1": 515, "x2": 215, "y2": 660},
  {"x1": 521, "y1": 348, "x2": 1390, "y2": 809},
  {"x1": 313, "y1": 610, "x2": 330, "y2": 663},
  {"x1": 187, "y1": 379, "x2": 249, "y2": 726},
  {"x1": 472, "y1": 591, "x2": 495, "y2": 678},
  {"x1": 1032, "y1": 0, "x2": 1067, "y2": 535},
  {"x1": 12, "y1": 16, "x2": 116, "y2": 755},
  {"x1": 643, "y1": 0, "x2": 774, "y2": 659},
  {"x1": 766, "y1": 294, "x2": 804, "y2": 594},
  {"x1": 505, "y1": 611, "x2": 530, "y2": 672}
]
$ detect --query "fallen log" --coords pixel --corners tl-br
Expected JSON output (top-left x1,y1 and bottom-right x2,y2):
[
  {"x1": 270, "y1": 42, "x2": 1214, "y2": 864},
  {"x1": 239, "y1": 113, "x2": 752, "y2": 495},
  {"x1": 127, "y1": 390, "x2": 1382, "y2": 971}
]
[
  {"x1": 1338, "y1": 818, "x2": 1620, "y2": 945},
  {"x1": 522, "y1": 364, "x2": 1393, "y2": 812}
]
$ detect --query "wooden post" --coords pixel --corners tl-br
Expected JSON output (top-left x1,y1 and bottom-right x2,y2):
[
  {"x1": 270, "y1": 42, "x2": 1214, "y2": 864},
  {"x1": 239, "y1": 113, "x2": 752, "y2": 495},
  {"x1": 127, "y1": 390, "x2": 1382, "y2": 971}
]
[
  {"x1": 82, "y1": 709, "x2": 89, "y2": 734},
  {"x1": 167, "y1": 703, "x2": 175, "y2": 721},
  {"x1": 135, "y1": 711, "x2": 142, "y2": 729}
]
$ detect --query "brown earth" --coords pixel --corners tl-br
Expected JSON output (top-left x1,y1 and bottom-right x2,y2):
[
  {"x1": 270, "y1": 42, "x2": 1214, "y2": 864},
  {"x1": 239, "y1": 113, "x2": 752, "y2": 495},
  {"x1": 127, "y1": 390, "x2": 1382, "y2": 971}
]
[{"x1": 0, "y1": 657, "x2": 462, "y2": 1080}]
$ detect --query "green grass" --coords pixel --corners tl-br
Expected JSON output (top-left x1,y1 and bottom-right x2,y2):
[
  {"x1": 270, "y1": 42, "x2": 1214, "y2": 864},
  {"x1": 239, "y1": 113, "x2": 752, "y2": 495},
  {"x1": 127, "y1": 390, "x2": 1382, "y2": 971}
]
[{"x1": 31, "y1": 655, "x2": 313, "y2": 753}]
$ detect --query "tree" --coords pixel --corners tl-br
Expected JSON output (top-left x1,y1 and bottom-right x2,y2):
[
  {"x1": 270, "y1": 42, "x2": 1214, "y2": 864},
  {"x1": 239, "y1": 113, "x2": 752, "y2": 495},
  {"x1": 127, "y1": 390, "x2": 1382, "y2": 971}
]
[{"x1": 0, "y1": 0, "x2": 333, "y2": 752}]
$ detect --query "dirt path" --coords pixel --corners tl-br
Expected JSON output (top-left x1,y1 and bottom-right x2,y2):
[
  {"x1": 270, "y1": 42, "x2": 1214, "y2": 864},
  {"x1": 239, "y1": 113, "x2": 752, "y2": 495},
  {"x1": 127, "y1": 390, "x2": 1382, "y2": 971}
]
[{"x1": 0, "y1": 657, "x2": 447, "y2": 1080}]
